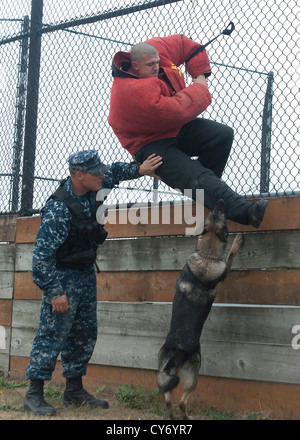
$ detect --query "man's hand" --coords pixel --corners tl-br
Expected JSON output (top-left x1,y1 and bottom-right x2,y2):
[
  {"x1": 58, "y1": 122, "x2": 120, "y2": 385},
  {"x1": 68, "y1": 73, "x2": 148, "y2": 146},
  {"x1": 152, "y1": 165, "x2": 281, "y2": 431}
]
[
  {"x1": 193, "y1": 74, "x2": 208, "y2": 88},
  {"x1": 51, "y1": 294, "x2": 68, "y2": 314},
  {"x1": 138, "y1": 153, "x2": 163, "y2": 179}
]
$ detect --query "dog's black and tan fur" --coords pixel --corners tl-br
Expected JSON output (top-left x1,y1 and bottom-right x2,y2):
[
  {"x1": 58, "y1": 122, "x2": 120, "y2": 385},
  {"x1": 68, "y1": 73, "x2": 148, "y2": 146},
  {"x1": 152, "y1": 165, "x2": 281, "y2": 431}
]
[{"x1": 157, "y1": 199, "x2": 243, "y2": 420}]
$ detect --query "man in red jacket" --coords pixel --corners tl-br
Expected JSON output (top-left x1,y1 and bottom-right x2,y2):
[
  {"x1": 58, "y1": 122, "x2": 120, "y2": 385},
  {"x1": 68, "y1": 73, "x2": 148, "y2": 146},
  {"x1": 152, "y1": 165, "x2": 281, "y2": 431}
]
[{"x1": 108, "y1": 34, "x2": 268, "y2": 227}]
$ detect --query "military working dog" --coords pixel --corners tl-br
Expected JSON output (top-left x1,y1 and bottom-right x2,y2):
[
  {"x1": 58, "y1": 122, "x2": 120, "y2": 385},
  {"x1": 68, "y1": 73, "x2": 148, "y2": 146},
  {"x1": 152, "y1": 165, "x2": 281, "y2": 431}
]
[{"x1": 157, "y1": 199, "x2": 243, "y2": 420}]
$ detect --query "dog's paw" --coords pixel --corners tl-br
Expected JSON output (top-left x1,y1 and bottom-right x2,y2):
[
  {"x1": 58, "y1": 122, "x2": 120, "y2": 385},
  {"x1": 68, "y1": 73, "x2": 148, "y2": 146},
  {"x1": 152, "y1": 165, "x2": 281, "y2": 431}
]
[{"x1": 233, "y1": 233, "x2": 243, "y2": 249}]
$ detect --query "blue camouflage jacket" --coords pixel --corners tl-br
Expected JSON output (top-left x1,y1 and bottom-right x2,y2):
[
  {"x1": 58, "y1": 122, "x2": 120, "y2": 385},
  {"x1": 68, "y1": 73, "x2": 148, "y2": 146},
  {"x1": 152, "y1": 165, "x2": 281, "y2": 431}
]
[{"x1": 32, "y1": 161, "x2": 140, "y2": 299}]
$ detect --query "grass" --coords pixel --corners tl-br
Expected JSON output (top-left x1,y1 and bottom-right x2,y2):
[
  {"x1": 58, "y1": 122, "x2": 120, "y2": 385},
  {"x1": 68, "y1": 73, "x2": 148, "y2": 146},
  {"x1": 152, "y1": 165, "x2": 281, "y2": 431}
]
[
  {"x1": 115, "y1": 383, "x2": 168, "y2": 418},
  {"x1": 0, "y1": 376, "x2": 27, "y2": 390},
  {"x1": 115, "y1": 384, "x2": 161, "y2": 409},
  {"x1": 0, "y1": 375, "x2": 271, "y2": 420},
  {"x1": 203, "y1": 407, "x2": 236, "y2": 420},
  {"x1": 113, "y1": 383, "x2": 270, "y2": 420},
  {"x1": 44, "y1": 385, "x2": 63, "y2": 401}
]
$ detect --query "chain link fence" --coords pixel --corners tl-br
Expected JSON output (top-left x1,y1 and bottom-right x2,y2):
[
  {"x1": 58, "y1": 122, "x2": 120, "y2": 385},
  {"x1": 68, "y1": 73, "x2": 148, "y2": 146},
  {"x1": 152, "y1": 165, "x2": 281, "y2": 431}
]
[{"x1": 0, "y1": 0, "x2": 299, "y2": 214}]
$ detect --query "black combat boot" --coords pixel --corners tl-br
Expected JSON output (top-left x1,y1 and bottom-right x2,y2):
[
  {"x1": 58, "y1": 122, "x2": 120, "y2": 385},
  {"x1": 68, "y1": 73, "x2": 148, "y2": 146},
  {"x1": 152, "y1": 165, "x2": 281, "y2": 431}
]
[
  {"x1": 24, "y1": 379, "x2": 56, "y2": 415},
  {"x1": 247, "y1": 200, "x2": 269, "y2": 228},
  {"x1": 62, "y1": 377, "x2": 109, "y2": 408}
]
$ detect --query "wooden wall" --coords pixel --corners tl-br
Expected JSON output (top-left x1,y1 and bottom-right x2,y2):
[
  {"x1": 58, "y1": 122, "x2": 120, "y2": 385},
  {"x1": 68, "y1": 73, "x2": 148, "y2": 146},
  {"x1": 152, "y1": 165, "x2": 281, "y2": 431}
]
[{"x1": 1, "y1": 196, "x2": 300, "y2": 418}]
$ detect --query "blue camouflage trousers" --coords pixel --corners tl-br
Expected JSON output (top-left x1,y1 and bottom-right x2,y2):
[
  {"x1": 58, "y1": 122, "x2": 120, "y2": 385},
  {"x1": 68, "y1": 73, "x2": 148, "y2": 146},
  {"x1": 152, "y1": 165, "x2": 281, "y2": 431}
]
[{"x1": 26, "y1": 266, "x2": 97, "y2": 381}]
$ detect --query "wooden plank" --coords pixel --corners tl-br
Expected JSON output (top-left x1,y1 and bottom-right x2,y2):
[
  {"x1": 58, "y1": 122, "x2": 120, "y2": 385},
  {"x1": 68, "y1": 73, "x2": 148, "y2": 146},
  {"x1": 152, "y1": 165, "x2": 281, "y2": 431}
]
[
  {"x1": 14, "y1": 196, "x2": 300, "y2": 243},
  {"x1": 96, "y1": 302, "x2": 300, "y2": 347},
  {"x1": 10, "y1": 300, "x2": 300, "y2": 384},
  {"x1": 217, "y1": 270, "x2": 300, "y2": 305},
  {"x1": 15, "y1": 231, "x2": 300, "y2": 272},
  {"x1": 97, "y1": 270, "x2": 177, "y2": 302},
  {"x1": 105, "y1": 195, "x2": 300, "y2": 236},
  {"x1": 14, "y1": 272, "x2": 42, "y2": 300},
  {"x1": 0, "y1": 353, "x2": 10, "y2": 376},
  {"x1": 0, "y1": 244, "x2": 15, "y2": 271},
  {"x1": 97, "y1": 302, "x2": 168, "y2": 339},
  {"x1": 0, "y1": 300, "x2": 12, "y2": 326},
  {"x1": 15, "y1": 243, "x2": 33, "y2": 272},
  {"x1": 10, "y1": 327, "x2": 35, "y2": 358},
  {"x1": 15, "y1": 205, "x2": 205, "y2": 242},
  {"x1": 14, "y1": 238, "x2": 186, "y2": 271},
  {"x1": 91, "y1": 335, "x2": 300, "y2": 384},
  {"x1": 203, "y1": 304, "x2": 300, "y2": 345},
  {"x1": 15, "y1": 215, "x2": 40, "y2": 244},
  {"x1": 97, "y1": 231, "x2": 300, "y2": 271},
  {"x1": 91, "y1": 333, "x2": 163, "y2": 370},
  {"x1": 14, "y1": 268, "x2": 300, "y2": 305},
  {"x1": 103, "y1": 202, "x2": 205, "y2": 238},
  {"x1": 200, "y1": 340, "x2": 300, "y2": 383},
  {"x1": 0, "y1": 271, "x2": 14, "y2": 299},
  {"x1": 11, "y1": 300, "x2": 41, "y2": 330},
  {"x1": 98, "y1": 270, "x2": 300, "y2": 305},
  {"x1": 0, "y1": 214, "x2": 17, "y2": 243},
  {"x1": 0, "y1": 325, "x2": 10, "y2": 355}
]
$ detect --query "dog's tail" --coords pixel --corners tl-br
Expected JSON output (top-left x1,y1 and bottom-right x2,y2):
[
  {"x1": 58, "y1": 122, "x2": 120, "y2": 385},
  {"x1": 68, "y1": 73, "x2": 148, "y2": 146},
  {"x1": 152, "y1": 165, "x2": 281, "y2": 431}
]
[
  {"x1": 157, "y1": 347, "x2": 185, "y2": 393},
  {"x1": 157, "y1": 369, "x2": 179, "y2": 393}
]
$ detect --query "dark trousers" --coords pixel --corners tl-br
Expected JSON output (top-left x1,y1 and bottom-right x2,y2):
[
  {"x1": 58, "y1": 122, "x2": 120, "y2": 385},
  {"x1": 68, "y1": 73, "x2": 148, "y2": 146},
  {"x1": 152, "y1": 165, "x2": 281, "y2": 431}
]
[
  {"x1": 135, "y1": 118, "x2": 251, "y2": 224},
  {"x1": 26, "y1": 266, "x2": 97, "y2": 381}
]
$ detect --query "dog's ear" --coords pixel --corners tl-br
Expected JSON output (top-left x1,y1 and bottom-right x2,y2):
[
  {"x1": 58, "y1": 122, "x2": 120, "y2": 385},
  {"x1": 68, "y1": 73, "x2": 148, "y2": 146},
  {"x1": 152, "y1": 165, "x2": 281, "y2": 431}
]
[{"x1": 214, "y1": 199, "x2": 226, "y2": 214}]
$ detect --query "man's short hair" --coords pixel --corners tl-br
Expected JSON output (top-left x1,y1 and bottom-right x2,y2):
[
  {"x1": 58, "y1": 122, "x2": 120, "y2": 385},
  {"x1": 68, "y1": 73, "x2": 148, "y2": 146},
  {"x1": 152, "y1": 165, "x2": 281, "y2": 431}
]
[{"x1": 130, "y1": 42, "x2": 158, "y2": 62}]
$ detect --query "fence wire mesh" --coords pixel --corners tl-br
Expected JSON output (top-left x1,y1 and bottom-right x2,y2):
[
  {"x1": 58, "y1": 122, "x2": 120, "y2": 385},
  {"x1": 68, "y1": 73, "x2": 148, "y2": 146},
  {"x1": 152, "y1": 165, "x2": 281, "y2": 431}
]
[{"x1": 0, "y1": 0, "x2": 299, "y2": 214}]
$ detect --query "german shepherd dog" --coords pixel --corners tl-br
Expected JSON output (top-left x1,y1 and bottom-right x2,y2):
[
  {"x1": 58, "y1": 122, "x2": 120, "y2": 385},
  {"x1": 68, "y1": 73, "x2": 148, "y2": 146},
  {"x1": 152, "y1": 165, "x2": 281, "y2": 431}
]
[{"x1": 157, "y1": 199, "x2": 243, "y2": 420}]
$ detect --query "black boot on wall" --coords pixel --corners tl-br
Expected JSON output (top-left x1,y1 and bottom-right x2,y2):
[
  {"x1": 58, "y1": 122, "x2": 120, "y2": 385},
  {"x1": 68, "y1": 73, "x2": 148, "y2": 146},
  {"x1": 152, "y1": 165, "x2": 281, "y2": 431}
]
[
  {"x1": 24, "y1": 379, "x2": 56, "y2": 415},
  {"x1": 247, "y1": 200, "x2": 269, "y2": 228},
  {"x1": 62, "y1": 376, "x2": 109, "y2": 409}
]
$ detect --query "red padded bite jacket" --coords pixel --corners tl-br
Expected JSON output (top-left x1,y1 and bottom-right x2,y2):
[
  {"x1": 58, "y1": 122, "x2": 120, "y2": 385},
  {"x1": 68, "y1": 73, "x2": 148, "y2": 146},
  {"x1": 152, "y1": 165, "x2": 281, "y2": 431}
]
[{"x1": 108, "y1": 34, "x2": 212, "y2": 156}]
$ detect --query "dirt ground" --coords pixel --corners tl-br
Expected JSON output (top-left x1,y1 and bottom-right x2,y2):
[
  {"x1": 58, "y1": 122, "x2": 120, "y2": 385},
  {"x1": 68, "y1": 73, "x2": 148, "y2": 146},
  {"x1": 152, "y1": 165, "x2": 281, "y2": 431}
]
[{"x1": 0, "y1": 378, "x2": 271, "y2": 421}]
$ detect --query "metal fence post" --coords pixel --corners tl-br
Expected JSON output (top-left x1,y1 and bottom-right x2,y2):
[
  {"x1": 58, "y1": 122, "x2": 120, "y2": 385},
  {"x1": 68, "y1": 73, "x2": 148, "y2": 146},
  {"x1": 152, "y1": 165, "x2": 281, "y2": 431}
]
[
  {"x1": 10, "y1": 15, "x2": 30, "y2": 212},
  {"x1": 20, "y1": 0, "x2": 43, "y2": 215},
  {"x1": 260, "y1": 71, "x2": 274, "y2": 195}
]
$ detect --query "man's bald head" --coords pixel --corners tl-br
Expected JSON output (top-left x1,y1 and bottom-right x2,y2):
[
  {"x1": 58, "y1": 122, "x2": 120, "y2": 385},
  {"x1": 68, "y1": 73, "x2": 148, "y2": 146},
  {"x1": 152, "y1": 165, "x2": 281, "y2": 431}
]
[
  {"x1": 130, "y1": 42, "x2": 158, "y2": 62},
  {"x1": 128, "y1": 42, "x2": 160, "y2": 78}
]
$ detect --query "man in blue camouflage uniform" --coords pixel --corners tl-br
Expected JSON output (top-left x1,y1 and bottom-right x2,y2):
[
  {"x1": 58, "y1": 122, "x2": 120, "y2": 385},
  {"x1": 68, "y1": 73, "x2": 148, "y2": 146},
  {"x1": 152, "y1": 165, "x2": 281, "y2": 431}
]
[{"x1": 24, "y1": 150, "x2": 162, "y2": 416}]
